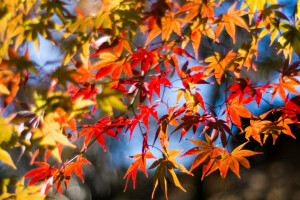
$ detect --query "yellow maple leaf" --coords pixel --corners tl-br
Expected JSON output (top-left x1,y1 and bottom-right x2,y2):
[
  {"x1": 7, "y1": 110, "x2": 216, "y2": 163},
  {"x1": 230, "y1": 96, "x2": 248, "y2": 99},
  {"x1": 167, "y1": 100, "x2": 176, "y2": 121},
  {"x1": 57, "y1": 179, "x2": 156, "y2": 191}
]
[
  {"x1": 0, "y1": 148, "x2": 16, "y2": 169},
  {"x1": 32, "y1": 116, "x2": 76, "y2": 162}
]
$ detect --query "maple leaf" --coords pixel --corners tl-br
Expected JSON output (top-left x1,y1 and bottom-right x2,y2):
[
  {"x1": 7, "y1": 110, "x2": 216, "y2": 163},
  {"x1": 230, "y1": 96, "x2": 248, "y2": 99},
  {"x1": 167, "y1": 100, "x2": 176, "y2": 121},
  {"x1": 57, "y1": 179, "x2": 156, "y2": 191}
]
[
  {"x1": 92, "y1": 52, "x2": 118, "y2": 74},
  {"x1": 153, "y1": 104, "x2": 188, "y2": 147},
  {"x1": 246, "y1": 109, "x2": 296, "y2": 145},
  {"x1": 183, "y1": 72, "x2": 212, "y2": 89},
  {"x1": 226, "y1": 78, "x2": 269, "y2": 107},
  {"x1": 70, "y1": 82, "x2": 97, "y2": 103},
  {"x1": 144, "y1": 25, "x2": 162, "y2": 46},
  {"x1": 280, "y1": 60, "x2": 300, "y2": 80},
  {"x1": 51, "y1": 155, "x2": 92, "y2": 194},
  {"x1": 144, "y1": 11, "x2": 183, "y2": 45},
  {"x1": 31, "y1": 118, "x2": 75, "y2": 149},
  {"x1": 258, "y1": 16, "x2": 281, "y2": 46},
  {"x1": 120, "y1": 76, "x2": 150, "y2": 104},
  {"x1": 226, "y1": 97, "x2": 254, "y2": 128},
  {"x1": 166, "y1": 46, "x2": 194, "y2": 58},
  {"x1": 204, "y1": 142, "x2": 263, "y2": 179},
  {"x1": 278, "y1": 22, "x2": 300, "y2": 59},
  {"x1": 200, "y1": 114, "x2": 234, "y2": 147},
  {"x1": 235, "y1": 35, "x2": 259, "y2": 73},
  {"x1": 149, "y1": 142, "x2": 191, "y2": 200},
  {"x1": 148, "y1": 74, "x2": 173, "y2": 102},
  {"x1": 0, "y1": 70, "x2": 20, "y2": 110},
  {"x1": 281, "y1": 95, "x2": 300, "y2": 122},
  {"x1": 202, "y1": 50, "x2": 236, "y2": 85},
  {"x1": 277, "y1": 117, "x2": 296, "y2": 139},
  {"x1": 179, "y1": 0, "x2": 216, "y2": 23},
  {"x1": 173, "y1": 58, "x2": 211, "y2": 90},
  {"x1": 64, "y1": 156, "x2": 91, "y2": 183},
  {"x1": 0, "y1": 148, "x2": 17, "y2": 169},
  {"x1": 79, "y1": 117, "x2": 120, "y2": 151},
  {"x1": 184, "y1": 19, "x2": 217, "y2": 59},
  {"x1": 270, "y1": 77, "x2": 299, "y2": 101},
  {"x1": 241, "y1": 0, "x2": 279, "y2": 22},
  {"x1": 227, "y1": 78, "x2": 253, "y2": 103},
  {"x1": 0, "y1": 116, "x2": 17, "y2": 169},
  {"x1": 123, "y1": 150, "x2": 156, "y2": 191},
  {"x1": 96, "y1": 84, "x2": 127, "y2": 116},
  {"x1": 130, "y1": 48, "x2": 159, "y2": 75},
  {"x1": 25, "y1": 162, "x2": 58, "y2": 186},
  {"x1": 260, "y1": 117, "x2": 296, "y2": 144},
  {"x1": 154, "y1": 114, "x2": 170, "y2": 149},
  {"x1": 174, "y1": 87, "x2": 206, "y2": 114},
  {"x1": 216, "y1": 142, "x2": 262, "y2": 178},
  {"x1": 180, "y1": 134, "x2": 226, "y2": 179},
  {"x1": 214, "y1": 2, "x2": 249, "y2": 43},
  {"x1": 31, "y1": 116, "x2": 76, "y2": 162},
  {"x1": 253, "y1": 84, "x2": 271, "y2": 107},
  {"x1": 50, "y1": 66, "x2": 79, "y2": 87},
  {"x1": 171, "y1": 113, "x2": 202, "y2": 141},
  {"x1": 255, "y1": 4, "x2": 287, "y2": 31},
  {"x1": 92, "y1": 53, "x2": 132, "y2": 80},
  {"x1": 0, "y1": 178, "x2": 46, "y2": 200},
  {"x1": 161, "y1": 12, "x2": 183, "y2": 42},
  {"x1": 138, "y1": 104, "x2": 159, "y2": 130},
  {"x1": 52, "y1": 108, "x2": 78, "y2": 137},
  {"x1": 244, "y1": 120, "x2": 272, "y2": 145},
  {"x1": 269, "y1": 59, "x2": 300, "y2": 102}
]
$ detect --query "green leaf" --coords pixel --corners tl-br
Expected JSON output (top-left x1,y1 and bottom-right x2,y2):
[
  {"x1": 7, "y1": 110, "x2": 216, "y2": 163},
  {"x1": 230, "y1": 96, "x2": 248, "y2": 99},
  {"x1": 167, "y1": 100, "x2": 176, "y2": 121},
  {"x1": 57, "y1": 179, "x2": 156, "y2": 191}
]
[
  {"x1": 97, "y1": 86, "x2": 127, "y2": 115},
  {"x1": 278, "y1": 23, "x2": 300, "y2": 58}
]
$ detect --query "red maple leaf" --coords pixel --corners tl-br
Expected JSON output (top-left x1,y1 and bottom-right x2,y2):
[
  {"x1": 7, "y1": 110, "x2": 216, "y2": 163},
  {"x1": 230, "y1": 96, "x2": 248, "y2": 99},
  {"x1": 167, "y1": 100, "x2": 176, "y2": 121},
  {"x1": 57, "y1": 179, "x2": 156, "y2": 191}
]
[
  {"x1": 201, "y1": 114, "x2": 234, "y2": 147},
  {"x1": 138, "y1": 104, "x2": 159, "y2": 130},
  {"x1": 130, "y1": 48, "x2": 159, "y2": 75},
  {"x1": 79, "y1": 117, "x2": 120, "y2": 151},
  {"x1": 25, "y1": 162, "x2": 58, "y2": 186},
  {"x1": 148, "y1": 74, "x2": 173, "y2": 103}
]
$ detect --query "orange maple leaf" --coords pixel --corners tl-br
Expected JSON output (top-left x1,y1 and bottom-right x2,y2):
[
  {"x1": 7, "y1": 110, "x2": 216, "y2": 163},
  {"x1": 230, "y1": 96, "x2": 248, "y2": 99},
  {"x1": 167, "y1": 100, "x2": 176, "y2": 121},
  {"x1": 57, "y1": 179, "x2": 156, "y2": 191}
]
[
  {"x1": 180, "y1": 134, "x2": 225, "y2": 179},
  {"x1": 260, "y1": 117, "x2": 296, "y2": 145},
  {"x1": 270, "y1": 77, "x2": 299, "y2": 101},
  {"x1": 182, "y1": 19, "x2": 217, "y2": 59},
  {"x1": 202, "y1": 50, "x2": 236, "y2": 85},
  {"x1": 161, "y1": 13, "x2": 182, "y2": 41},
  {"x1": 178, "y1": 1, "x2": 216, "y2": 23},
  {"x1": 215, "y1": 2, "x2": 249, "y2": 43},
  {"x1": 123, "y1": 150, "x2": 156, "y2": 191},
  {"x1": 206, "y1": 142, "x2": 262, "y2": 179},
  {"x1": 145, "y1": 12, "x2": 183, "y2": 45},
  {"x1": 245, "y1": 120, "x2": 271, "y2": 145}
]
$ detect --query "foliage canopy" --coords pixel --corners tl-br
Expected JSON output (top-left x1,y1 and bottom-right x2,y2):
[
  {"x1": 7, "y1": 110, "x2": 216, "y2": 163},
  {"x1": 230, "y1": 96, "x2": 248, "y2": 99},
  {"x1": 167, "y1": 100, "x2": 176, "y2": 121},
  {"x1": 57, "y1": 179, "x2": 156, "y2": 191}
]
[{"x1": 0, "y1": 0, "x2": 300, "y2": 199}]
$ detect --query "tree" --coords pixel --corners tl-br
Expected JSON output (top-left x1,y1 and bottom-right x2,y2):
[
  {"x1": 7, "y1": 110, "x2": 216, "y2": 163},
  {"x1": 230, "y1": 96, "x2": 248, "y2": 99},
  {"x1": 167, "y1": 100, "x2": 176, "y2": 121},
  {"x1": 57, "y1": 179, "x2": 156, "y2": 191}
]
[{"x1": 0, "y1": 0, "x2": 299, "y2": 199}]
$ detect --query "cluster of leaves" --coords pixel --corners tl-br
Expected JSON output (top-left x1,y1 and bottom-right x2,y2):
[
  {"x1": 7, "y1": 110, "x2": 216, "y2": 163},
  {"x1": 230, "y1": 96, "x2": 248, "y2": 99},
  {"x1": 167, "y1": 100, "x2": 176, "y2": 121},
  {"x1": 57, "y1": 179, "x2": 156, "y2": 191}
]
[{"x1": 0, "y1": 0, "x2": 300, "y2": 199}]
